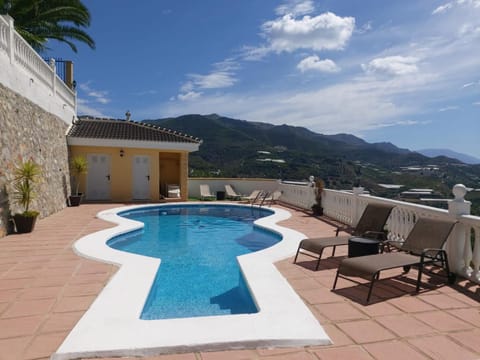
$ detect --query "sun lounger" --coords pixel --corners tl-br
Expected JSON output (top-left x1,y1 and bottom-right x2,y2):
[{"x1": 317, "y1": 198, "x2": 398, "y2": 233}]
[
  {"x1": 224, "y1": 184, "x2": 247, "y2": 200},
  {"x1": 333, "y1": 217, "x2": 457, "y2": 302},
  {"x1": 294, "y1": 203, "x2": 394, "y2": 270},
  {"x1": 199, "y1": 184, "x2": 216, "y2": 200}
]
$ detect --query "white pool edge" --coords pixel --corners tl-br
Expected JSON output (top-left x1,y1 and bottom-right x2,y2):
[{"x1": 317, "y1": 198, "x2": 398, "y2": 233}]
[{"x1": 52, "y1": 203, "x2": 331, "y2": 360}]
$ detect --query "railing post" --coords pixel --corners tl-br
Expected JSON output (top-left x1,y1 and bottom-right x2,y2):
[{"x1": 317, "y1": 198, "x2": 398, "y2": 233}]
[
  {"x1": 447, "y1": 184, "x2": 471, "y2": 276},
  {"x1": 65, "y1": 60, "x2": 74, "y2": 89},
  {"x1": 6, "y1": 14, "x2": 14, "y2": 64},
  {"x1": 352, "y1": 186, "x2": 364, "y2": 226},
  {"x1": 49, "y1": 58, "x2": 56, "y2": 97}
]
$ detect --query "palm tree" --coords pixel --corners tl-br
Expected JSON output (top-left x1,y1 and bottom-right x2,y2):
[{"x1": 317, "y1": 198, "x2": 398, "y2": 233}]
[{"x1": 0, "y1": 0, "x2": 95, "y2": 53}]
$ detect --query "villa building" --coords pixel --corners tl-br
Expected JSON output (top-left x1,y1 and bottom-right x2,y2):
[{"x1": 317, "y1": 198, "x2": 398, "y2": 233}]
[{"x1": 67, "y1": 117, "x2": 201, "y2": 202}]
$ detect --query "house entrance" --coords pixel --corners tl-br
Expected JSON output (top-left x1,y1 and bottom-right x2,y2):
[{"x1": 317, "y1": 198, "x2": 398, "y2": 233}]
[
  {"x1": 86, "y1": 154, "x2": 111, "y2": 200},
  {"x1": 132, "y1": 155, "x2": 150, "y2": 200}
]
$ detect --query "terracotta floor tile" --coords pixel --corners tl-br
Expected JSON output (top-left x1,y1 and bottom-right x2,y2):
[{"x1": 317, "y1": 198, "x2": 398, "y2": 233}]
[
  {"x1": 447, "y1": 308, "x2": 480, "y2": 327},
  {"x1": 351, "y1": 301, "x2": 403, "y2": 318},
  {"x1": 414, "y1": 311, "x2": 473, "y2": 332},
  {"x1": 363, "y1": 340, "x2": 429, "y2": 360},
  {"x1": 53, "y1": 295, "x2": 96, "y2": 313},
  {"x1": 297, "y1": 287, "x2": 343, "y2": 305},
  {"x1": 448, "y1": 328, "x2": 480, "y2": 353},
  {"x1": 336, "y1": 320, "x2": 396, "y2": 344},
  {"x1": 31, "y1": 276, "x2": 71, "y2": 288},
  {"x1": 388, "y1": 296, "x2": 436, "y2": 313},
  {"x1": 375, "y1": 314, "x2": 435, "y2": 337},
  {"x1": 316, "y1": 302, "x2": 369, "y2": 322},
  {"x1": 62, "y1": 283, "x2": 106, "y2": 297},
  {"x1": 0, "y1": 336, "x2": 31, "y2": 360},
  {"x1": 256, "y1": 351, "x2": 315, "y2": 360},
  {"x1": 313, "y1": 345, "x2": 374, "y2": 360},
  {"x1": 22, "y1": 332, "x2": 66, "y2": 360},
  {"x1": 40, "y1": 311, "x2": 84, "y2": 333},
  {"x1": 446, "y1": 291, "x2": 480, "y2": 306},
  {"x1": 1, "y1": 298, "x2": 56, "y2": 318},
  {"x1": 200, "y1": 349, "x2": 257, "y2": 360},
  {"x1": 256, "y1": 347, "x2": 304, "y2": 356},
  {"x1": 0, "y1": 289, "x2": 20, "y2": 303},
  {"x1": 152, "y1": 354, "x2": 198, "y2": 360},
  {"x1": 288, "y1": 277, "x2": 321, "y2": 291},
  {"x1": 0, "y1": 278, "x2": 32, "y2": 290},
  {"x1": 419, "y1": 293, "x2": 471, "y2": 309},
  {"x1": 19, "y1": 286, "x2": 63, "y2": 300},
  {"x1": 408, "y1": 334, "x2": 478, "y2": 360},
  {"x1": 0, "y1": 315, "x2": 44, "y2": 338},
  {"x1": 318, "y1": 324, "x2": 354, "y2": 347}
]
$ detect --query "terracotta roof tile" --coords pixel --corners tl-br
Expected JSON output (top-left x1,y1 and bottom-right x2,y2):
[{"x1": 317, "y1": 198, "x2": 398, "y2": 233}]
[{"x1": 67, "y1": 116, "x2": 201, "y2": 144}]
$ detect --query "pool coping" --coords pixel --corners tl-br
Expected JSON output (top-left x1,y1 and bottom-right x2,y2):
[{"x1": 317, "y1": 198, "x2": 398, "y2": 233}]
[{"x1": 52, "y1": 203, "x2": 331, "y2": 359}]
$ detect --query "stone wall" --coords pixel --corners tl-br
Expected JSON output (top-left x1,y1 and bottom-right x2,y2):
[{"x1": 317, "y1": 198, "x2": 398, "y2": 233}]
[{"x1": 0, "y1": 82, "x2": 70, "y2": 237}]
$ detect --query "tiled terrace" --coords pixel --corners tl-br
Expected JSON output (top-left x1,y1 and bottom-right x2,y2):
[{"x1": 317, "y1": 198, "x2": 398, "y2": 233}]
[{"x1": 0, "y1": 204, "x2": 479, "y2": 360}]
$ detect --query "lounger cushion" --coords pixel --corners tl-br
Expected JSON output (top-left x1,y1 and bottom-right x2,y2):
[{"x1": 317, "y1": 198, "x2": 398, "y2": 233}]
[
  {"x1": 338, "y1": 252, "x2": 420, "y2": 279},
  {"x1": 299, "y1": 236, "x2": 351, "y2": 253}
]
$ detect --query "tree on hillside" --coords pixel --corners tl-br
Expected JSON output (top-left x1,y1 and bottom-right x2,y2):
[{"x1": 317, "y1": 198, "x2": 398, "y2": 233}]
[{"x1": 0, "y1": 0, "x2": 95, "y2": 53}]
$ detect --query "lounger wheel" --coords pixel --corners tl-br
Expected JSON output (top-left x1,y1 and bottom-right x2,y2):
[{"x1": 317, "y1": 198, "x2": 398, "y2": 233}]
[
  {"x1": 448, "y1": 272, "x2": 457, "y2": 284},
  {"x1": 402, "y1": 265, "x2": 411, "y2": 273}
]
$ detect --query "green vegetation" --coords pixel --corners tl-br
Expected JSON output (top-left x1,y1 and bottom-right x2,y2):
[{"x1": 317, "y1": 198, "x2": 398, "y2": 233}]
[
  {"x1": 69, "y1": 155, "x2": 88, "y2": 195},
  {"x1": 12, "y1": 159, "x2": 41, "y2": 217},
  {"x1": 144, "y1": 114, "x2": 480, "y2": 216},
  {"x1": 1, "y1": 0, "x2": 95, "y2": 53}
]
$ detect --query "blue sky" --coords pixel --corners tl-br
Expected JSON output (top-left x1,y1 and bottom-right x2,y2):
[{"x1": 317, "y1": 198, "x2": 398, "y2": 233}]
[{"x1": 46, "y1": 0, "x2": 480, "y2": 158}]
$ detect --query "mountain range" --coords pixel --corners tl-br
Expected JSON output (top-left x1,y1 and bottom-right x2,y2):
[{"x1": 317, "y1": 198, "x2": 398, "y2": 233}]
[
  {"x1": 418, "y1": 149, "x2": 480, "y2": 165},
  {"x1": 143, "y1": 114, "x2": 479, "y2": 187}
]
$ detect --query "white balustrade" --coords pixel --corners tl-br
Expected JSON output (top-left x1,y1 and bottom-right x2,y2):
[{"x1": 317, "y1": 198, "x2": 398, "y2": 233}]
[
  {"x1": 0, "y1": 14, "x2": 75, "y2": 123},
  {"x1": 277, "y1": 182, "x2": 316, "y2": 210}
]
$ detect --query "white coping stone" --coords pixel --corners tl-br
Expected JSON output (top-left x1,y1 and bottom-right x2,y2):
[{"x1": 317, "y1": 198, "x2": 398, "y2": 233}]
[{"x1": 52, "y1": 203, "x2": 331, "y2": 359}]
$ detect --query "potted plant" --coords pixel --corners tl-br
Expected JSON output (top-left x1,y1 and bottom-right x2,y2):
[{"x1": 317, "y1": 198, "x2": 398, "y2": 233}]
[
  {"x1": 69, "y1": 155, "x2": 88, "y2": 206},
  {"x1": 311, "y1": 178, "x2": 325, "y2": 216},
  {"x1": 12, "y1": 159, "x2": 41, "y2": 233}
]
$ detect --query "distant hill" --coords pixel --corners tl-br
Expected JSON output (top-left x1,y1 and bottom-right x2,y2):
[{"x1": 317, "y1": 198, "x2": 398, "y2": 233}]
[
  {"x1": 418, "y1": 149, "x2": 480, "y2": 165},
  {"x1": 143, "y1": 114, "x2": 462, "y2": 180}
]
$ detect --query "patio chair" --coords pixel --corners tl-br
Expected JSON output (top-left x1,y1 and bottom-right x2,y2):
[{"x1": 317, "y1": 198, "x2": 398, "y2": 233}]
[
  {"x1": 199, "y1": 184, "x2": 216, "y2": 200},
  {"x1": 332, "y1": 217, "x2": 457, "y2": 303},
  {"x1": 293, "y1": 203, "x2": 394, "y2": 270},
  {"x1": 241, "y1": 190, "x2": 263, "y2": 204},
  {"x1": 260, "y1": 190, "x2": 282, "y2": 206},
  {"x1": 224, "y1": 184, "x2": 246, "y2": 200}
]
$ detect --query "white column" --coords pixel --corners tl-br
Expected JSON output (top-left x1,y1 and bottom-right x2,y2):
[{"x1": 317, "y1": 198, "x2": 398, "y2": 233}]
[
  {"x1": 6, "y1": 15, "x2": 14, "y2": 64},
  {"x1": 49, "y1": 58, "x2": 57, "y2": 97},
  {"x1": 447, "y1": 184, "x2": 471, "y2": 275},
  {"x1": 352, "y1": 186, "x2": 365, "y2": 226}
]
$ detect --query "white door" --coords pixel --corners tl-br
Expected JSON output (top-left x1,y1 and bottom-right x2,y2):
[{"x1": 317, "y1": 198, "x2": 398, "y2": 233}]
[
  {"x1": 132, "y1": 155, "x2": 150, "y2": 200},
  {"x1": 86, "y1": 154, "x2": 111, "y2": 200}
]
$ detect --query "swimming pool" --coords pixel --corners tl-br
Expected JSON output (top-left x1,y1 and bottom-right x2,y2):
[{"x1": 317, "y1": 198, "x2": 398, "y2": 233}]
[
  {"x1": 107, "y1": 205, "x2": 281, "y2": 319},
  {"x1": 54, "y1": 203, "x2": 330, "y2": 359}
]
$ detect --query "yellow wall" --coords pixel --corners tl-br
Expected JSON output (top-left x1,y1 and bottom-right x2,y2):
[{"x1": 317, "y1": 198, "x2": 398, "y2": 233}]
[{"x1": 69, "y1": 145, "x2": 189, "y2": 202}]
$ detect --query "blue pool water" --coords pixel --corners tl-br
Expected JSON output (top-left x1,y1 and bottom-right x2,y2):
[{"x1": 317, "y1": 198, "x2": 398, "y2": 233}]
[{"x1": 107, "y1": 205, "x2": 281, "y2": 320}]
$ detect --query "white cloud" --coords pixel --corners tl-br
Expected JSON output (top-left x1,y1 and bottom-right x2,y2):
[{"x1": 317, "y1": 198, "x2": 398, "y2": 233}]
[
  {"x1": 297, "y1": 55, "x2": 340, "y2": 73},
  {"x1": 177, "y1": 59, "x2": 239, "y2": 100},
  {"x1": 276, "y1": 0, "x2": 315, "y2": 16},
  {"x1": 178, "y1": 91, "x2": 202, "y2": 101},
  {"x1": 76, "y1": 98, "x2": 109, "y2": 117},
  {"x1": 439, "y1": 105, "x2": 459, "y2": 111},
  {"x1": 261, "y1": 12, "x2": 355, "y2": 53},
  {"x1": 473, "y1": 101, "x2": 480, "y2": 105},
  {"x1": 362, "y1": 56, "x2": 419, "y2": 76},
  {"x1": 433, "y1": 0, "x2": 480, "y2": 14},
  {"x1": 78, "y1": 82, "x2": 110, "y2": 104},
  {"x1": 433, "y1": 2, "x2": 454, "y2": 14}
]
